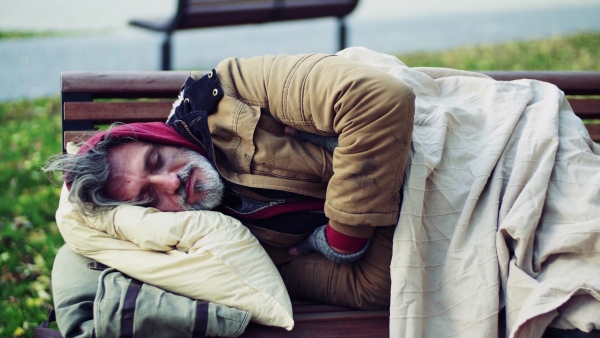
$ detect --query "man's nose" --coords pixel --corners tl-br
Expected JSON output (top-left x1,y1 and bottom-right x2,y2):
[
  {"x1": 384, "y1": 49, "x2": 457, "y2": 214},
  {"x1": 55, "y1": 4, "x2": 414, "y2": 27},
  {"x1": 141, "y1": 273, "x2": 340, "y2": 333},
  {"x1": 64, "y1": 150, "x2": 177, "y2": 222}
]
[{"x1": 149, "y1": 172, "x2": 181, "y2": 195}]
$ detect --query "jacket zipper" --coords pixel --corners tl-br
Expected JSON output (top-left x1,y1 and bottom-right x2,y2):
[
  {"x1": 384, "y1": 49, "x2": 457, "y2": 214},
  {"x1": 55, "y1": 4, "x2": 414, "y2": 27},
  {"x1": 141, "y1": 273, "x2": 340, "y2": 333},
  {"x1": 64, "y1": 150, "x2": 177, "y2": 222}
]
[
  {"x1": 178, "y1": 120, "x2": 207, "y2": 153},
  {"x1": 253, "y1": 235, "x2": 289, "y2": 248},
  {"x1": 178, "y1": 120, "x2": 306, "y2": 219}
]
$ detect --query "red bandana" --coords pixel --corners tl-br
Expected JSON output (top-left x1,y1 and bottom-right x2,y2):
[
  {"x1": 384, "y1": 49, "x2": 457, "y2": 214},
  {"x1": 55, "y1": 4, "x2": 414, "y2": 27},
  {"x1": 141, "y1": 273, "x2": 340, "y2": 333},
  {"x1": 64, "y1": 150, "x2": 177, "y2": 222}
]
[{"x1": 76, "y1": 122, "x2": 206, "y2": 156}]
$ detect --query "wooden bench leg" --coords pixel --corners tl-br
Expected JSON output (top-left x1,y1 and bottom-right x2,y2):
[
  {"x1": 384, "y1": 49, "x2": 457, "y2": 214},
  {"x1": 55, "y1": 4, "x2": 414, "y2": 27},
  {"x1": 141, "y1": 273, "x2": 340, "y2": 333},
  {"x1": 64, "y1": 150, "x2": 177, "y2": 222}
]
[
  {"x1": 338, "y1": 17, "x2": 347, "y2": 51},
  {"x1": 162, "y1": 33, "x2": 172, "y2": 71}
]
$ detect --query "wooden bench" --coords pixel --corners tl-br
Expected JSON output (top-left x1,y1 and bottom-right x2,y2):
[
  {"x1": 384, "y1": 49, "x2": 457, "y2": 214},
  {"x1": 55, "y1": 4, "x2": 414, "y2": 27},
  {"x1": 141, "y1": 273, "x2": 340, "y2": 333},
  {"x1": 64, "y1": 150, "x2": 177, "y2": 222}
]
[
  {"x1": 129, "y1": 0, "x2": 359, "y2": 70},
  {"x1": 485, "y1": 71, "x2": 600, "y2": 141},
  {"x1": 60, "y1": 70, "x2": 600, "y2": 337}
]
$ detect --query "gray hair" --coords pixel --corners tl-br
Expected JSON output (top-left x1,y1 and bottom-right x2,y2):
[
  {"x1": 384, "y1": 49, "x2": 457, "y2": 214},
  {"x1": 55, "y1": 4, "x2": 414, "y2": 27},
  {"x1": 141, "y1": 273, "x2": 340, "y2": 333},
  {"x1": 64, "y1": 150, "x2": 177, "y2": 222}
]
[{"x1": 43, "y1": 128, "x2": 145, "y2": 216}]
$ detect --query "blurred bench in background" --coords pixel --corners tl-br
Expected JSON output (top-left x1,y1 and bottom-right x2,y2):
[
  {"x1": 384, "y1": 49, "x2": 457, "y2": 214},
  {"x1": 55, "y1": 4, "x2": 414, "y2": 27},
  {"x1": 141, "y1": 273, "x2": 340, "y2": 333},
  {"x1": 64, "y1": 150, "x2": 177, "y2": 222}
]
[{"x1": 129, "y1": 0, "x2": 360, "y2": 70}]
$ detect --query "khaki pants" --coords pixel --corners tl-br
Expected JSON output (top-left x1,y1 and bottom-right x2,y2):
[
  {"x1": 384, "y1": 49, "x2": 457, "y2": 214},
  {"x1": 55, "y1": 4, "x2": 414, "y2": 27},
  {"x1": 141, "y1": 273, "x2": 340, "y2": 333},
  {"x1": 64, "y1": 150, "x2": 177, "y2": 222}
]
[{"x1": 277, "y1": 225, "x2": 395, "y2": 310}]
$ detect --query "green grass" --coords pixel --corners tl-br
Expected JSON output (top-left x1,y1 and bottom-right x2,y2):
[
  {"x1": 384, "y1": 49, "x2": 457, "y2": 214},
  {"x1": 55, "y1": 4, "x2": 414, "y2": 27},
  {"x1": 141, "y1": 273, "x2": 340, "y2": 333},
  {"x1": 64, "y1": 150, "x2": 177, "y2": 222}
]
[
  {"x1": 0, "y1": 31, "x2": 70, "y2": 40},
  {"x1": 397, "y1": 31, "x2": 600, "y2": 70},
  {"x1": 0, "y1": 29, "x2": 112, "y2": 40},
  {"x1": 1, "y1": 31, "x2": 599, "y2": 337},
  {"x1": 0, "y1": 97, "x2": 63, "y2": 337},
  {"x1": 0, "y1": 30, "x2": 111, "y2": 41}
]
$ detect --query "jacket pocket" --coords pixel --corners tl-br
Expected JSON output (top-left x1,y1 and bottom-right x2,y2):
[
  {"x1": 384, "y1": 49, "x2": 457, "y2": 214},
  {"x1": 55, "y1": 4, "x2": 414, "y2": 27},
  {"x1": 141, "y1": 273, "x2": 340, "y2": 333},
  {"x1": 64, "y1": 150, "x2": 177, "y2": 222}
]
[
  {"x1": 247, "y1": 225, "x2": 310, "y2": 266},
  {"x1": 250, "y1": 113, "x2": 333, "y2": 183}
]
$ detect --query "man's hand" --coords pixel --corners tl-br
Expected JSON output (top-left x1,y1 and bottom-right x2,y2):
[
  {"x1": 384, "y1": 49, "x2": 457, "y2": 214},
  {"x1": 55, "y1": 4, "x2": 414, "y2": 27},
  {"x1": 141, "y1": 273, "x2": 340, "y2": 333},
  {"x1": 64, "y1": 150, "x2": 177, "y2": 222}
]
[
  {"x1": 284, "y1": 126, "x2": 297, "y2": 136},
  {"x1": 287, "y1": 225, "x2": 370, "y2": 264},
  {"x1": 284, "y1": 128, "x2": 368, "y2": 261}
]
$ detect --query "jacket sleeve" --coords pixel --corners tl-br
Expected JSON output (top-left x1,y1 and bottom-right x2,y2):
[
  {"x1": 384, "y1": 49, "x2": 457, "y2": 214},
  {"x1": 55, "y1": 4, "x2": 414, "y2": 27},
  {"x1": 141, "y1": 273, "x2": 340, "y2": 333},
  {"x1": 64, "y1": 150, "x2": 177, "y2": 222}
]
[
  {"x1": 216, "y1": 54, "x2": 415, "y2": 238},
  {"x1": 52, "y1": 246, "x2": 97, "y2": 338}
]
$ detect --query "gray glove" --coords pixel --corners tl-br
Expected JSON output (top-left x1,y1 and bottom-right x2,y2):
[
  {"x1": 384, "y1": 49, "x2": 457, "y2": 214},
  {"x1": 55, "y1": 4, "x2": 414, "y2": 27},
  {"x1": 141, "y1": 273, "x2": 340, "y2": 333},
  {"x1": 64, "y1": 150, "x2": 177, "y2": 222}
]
[{"x1": 297, "y1": 225, "x2": 370, "y2": 264}]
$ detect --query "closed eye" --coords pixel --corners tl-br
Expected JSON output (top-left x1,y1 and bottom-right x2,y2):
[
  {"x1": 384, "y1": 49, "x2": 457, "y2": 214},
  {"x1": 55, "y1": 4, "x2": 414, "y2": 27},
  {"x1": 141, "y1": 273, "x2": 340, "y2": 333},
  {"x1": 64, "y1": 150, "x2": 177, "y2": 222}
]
[
  {"x1": 148, "y1": 148, "x2": 165, "y2": 173},
  {"x1": 154, "y1": 152, "x2": 164, "y2": 173},
  {"x1": 138, "y1": 146, "x2": 160, "y2": 205}
]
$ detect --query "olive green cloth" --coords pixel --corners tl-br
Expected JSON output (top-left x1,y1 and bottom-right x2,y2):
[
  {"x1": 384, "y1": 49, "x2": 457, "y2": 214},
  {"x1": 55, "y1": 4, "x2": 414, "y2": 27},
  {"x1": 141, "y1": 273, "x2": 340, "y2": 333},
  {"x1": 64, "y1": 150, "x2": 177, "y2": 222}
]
[{"x1": 52, "y1": 245, "x2": 251, "y2": 337}]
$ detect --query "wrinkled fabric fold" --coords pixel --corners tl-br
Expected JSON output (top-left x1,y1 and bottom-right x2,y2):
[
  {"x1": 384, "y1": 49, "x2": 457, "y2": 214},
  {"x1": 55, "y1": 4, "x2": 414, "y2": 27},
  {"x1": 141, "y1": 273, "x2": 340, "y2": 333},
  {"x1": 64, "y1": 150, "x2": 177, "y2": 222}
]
[{"x1": 338, "y1": 47, "x2": 600, "y2": 338}]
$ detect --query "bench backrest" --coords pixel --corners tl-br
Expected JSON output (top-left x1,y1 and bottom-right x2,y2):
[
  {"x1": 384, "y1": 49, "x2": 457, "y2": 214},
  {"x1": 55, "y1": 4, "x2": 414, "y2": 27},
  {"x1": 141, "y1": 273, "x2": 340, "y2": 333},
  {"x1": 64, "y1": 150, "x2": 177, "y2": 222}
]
[
  {"x1": 484, "y1": 71, "x2": 600, "y2": 140},
  {"x1": 174, "y1": 0, "x2": 359, "y2": 30},
  {"x1": 61, "y1": 70, "x2": 600, "y2": 153}
]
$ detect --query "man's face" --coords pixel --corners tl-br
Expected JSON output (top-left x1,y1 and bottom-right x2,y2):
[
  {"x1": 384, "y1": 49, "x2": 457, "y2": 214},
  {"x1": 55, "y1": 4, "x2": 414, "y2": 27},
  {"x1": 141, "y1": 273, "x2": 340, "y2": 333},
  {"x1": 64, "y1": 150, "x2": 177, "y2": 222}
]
[{"x1": 105, "y1": 141, "x2": 223, "y2": 212}]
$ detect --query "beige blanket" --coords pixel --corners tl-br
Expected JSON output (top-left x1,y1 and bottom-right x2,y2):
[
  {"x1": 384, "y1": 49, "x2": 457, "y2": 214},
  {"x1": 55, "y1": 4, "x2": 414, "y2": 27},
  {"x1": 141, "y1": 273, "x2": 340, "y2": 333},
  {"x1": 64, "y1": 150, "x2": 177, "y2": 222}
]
[{"x1": 339, "y1": 48, "x2": 600, "y2": 338}]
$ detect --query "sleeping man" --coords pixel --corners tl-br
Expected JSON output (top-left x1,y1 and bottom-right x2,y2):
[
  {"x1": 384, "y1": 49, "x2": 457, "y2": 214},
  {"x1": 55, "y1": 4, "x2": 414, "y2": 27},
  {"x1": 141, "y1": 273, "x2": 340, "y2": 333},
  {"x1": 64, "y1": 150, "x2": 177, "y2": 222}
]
[{"x1": 45, "y1": 48, "x2": 600, "y2": 338}]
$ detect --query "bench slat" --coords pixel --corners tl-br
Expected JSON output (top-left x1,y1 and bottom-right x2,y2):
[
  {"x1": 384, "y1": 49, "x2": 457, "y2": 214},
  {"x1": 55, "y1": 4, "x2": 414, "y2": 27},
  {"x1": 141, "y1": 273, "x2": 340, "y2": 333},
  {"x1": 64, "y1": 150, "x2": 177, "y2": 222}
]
[
  {"x1": 61, "y1": 71, "x2": 190, "y2": 97},
  {"x1": 585, "y1": 124, "x2": 600, "y2": 142},
  {"x1": 61, "y1": 71, "x2": 600, "y2": 97},
  {"x1": 484, "y1": 71, "x2": 600, "y2": 95},
  {"x1": 242, "y1": 311, "x2": 389, "y2": 338},
  {"x1": 64, "y1": 131, "x2": 98, "y2": 146},
  {"x1": 568, "y1": 98, "x2": 600, "y2": 119},
  {"x1": 294, "y1": 310, "x2": 388, "y2": 322},
  {"x1": 182, "y1": 0, "x2": 358, "y2": 29},
  {"x1": 243, "y1": 323, "x2": 388, "y2": 338},
  {"x1": 242, "y1": 311, "x2": 389, "y2": 337},
  {"x1": 64, "y1": 124, "x2": 600, "y2": 147},
  {"x1": 61, "y1": 91, "x2": 600, "y2": 122},
  {"x1": 64, "y1": 102, "x2": 172, "y2": 122}
]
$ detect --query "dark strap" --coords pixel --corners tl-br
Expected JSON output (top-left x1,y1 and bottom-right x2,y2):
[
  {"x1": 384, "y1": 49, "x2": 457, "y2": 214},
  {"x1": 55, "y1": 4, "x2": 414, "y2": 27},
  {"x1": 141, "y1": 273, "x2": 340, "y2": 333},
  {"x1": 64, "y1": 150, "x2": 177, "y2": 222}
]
[
  {"x1": 193, "y1": 300, "x2": 209, "y2": 337},
  {"x1": 34, "y1": 327, "x2": 63, "y2": 338},
  {"x1": 87, "y1": 261, "x2": 110, "y2": 271},
  {"x1": 120, "y1": 278, "x2": 143, "y2": 338},
  {"x1": 34, "y1": 310, "x2": 63, "y2": 338}
]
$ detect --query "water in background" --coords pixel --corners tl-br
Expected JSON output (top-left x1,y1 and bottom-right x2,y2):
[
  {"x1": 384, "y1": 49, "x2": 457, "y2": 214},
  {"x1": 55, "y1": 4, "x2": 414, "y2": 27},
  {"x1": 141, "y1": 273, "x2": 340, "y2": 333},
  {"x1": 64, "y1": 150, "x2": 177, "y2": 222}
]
[{"x1": 1, "y1": 1, "x2": 600, "y2": 100}]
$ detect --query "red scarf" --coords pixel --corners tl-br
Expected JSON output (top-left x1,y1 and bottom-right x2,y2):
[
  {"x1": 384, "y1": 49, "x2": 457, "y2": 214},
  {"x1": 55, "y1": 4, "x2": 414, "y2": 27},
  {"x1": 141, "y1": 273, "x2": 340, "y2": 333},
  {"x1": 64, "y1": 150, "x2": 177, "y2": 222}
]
[{"x1": 76, "y1": 122, "x2": 206, "y2": 156}]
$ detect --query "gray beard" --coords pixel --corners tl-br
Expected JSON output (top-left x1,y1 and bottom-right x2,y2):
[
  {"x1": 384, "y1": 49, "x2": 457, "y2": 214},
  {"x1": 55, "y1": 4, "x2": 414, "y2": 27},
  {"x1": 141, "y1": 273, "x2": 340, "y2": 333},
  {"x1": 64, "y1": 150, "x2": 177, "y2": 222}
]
[{"x1": 175, "y1": 149, "x2": 224, "y2": 211}]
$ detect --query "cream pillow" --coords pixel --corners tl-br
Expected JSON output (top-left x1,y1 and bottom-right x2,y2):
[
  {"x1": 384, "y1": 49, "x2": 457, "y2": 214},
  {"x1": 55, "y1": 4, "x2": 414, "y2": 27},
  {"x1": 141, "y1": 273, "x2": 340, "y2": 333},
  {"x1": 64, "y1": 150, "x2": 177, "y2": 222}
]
[{"x1": 55, "y1": 143, "x2": 294, "y2": 330}]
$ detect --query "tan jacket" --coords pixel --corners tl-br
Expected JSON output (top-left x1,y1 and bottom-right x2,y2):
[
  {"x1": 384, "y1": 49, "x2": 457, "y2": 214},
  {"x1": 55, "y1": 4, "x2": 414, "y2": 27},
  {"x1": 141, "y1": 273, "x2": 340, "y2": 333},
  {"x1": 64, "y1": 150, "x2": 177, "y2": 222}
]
[
  {"x1": 199, "y1": 53, "x2": 416, "y2": 238},
  {"x1": 55, "y1": 56, "x2": 491, "y2": 314}
]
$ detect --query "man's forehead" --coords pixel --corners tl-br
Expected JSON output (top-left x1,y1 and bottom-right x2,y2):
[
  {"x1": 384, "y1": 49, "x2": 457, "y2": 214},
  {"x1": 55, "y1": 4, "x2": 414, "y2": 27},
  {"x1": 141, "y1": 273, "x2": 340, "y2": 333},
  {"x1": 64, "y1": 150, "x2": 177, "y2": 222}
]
[
  {"x1": 107, "y1": 139, "x2": 176, "y2": 156},
  {"x1": 108, "y1": 141, "x2": 150, "y2": 162},
  {"x1": 106, "y1": 140, "x2": 189, "y2": 174},
  {"x1": 107, "y1": 141, "x2": 151, "y2": 175}
]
